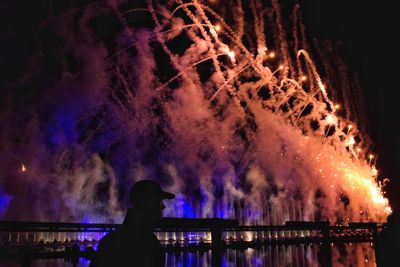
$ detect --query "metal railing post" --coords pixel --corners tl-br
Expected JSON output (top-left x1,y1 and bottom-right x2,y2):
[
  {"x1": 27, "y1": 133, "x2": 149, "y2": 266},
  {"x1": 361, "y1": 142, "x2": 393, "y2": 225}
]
[
  {"x1": 321, "y1": 222, "x2": 332, "y2": 267},
  {"x1": 211, "y1": 226, "x2": 222, "y2": 267}
]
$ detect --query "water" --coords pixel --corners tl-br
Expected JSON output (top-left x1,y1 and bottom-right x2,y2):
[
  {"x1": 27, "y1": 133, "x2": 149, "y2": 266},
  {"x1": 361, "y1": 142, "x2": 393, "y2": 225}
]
[{"x1": 0, "y1": 243, "x2": 376, "y2": 267}]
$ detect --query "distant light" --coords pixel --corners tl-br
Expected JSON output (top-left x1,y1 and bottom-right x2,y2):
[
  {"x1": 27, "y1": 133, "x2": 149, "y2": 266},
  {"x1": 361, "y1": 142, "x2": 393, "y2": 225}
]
[
  {"x1": 279, "y1": 65, "x2": 284, "y2": 70},
  {"x1": 215, "y1": 24, "x2": 221, "y2": 32},
  {"x1": 301, "y1": 75, "x2": 307, "y2": 81},
  {"x1": 334, "y1": 104, "x2": 340, "y2": 109},
  {"x1": 369, "y1": 154, "x2": 374, "y2": 159},
  {"x1": 21, "y1": 163, "x2": 27, "y2": 173},
  {"x1": 269, "y1": 52, "x2": 276, "y2": 58}
]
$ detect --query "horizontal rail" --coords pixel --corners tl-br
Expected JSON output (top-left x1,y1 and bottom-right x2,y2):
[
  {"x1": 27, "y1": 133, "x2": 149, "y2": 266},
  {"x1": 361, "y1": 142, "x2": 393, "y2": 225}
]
[
  {"x1": 0, "y1": 219, "x2": 383, "y2": 232},
  {"x1": 0, "y1": 218, "x2": 239, "y2": 232}
]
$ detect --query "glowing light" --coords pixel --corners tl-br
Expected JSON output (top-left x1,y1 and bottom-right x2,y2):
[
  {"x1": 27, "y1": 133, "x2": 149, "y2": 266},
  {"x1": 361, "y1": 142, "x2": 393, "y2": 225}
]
[
  {"x1": 372, "y1": 167, "x2": 378, "y2": 176},
  {"x1": 325, "y1": 114, "x2": 337, "y2": 125},
  {"x1": 244, "y1": 231, "x2": 253, "y2": 241},
  {"x1": 227, "y1": 50, "x2": 235, "y2": 62},
  {"x1": 21, "y1": 163, "x2": 27, "y2": 173},
  {"x1": 344, "y1": 124, "x2": 352, "y2": 135},
  {"x1": 346, "y1": 135, "x2": 355, "y2": 146},
  {"x1": 342, "y1": 169, "x2": 388, "y2": 207},
  {"x1": 301, "y1": 75, "x2": 307, "y2": 81},
  {"x1": 269, "y1": 52, "x2": 276, "y2": 58},
  {"x1": 369, "y1": 184, "x2": 386, "y2": 205},
  {"x1": 220, "y1": 45, "x2": 236, "y2": 63},
  {"x1": 368, "y1": 154, "x2": 374, "y2": 165},
  {"x1": 385, "y1": 206, "x2": 393, "y2": 214},
  {"x1": 279, "y1": 64, "x2": 284, "y2": 70},
  {"x1": 214, "y1": 24, "x2": 222, "y2": 32}
]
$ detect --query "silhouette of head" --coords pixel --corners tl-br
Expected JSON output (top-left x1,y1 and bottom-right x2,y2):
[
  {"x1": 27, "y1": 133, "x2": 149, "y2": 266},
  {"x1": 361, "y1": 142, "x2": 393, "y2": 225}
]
[{"x1": 128, "y1": 180, "x2": 175, "y2": 224}]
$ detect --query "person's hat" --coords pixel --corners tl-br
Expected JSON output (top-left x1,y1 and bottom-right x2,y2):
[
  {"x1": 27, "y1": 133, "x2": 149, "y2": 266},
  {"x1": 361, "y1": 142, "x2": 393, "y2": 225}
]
[{"x1": 129, "y1": 180, "x2": 175, "y2": 203}]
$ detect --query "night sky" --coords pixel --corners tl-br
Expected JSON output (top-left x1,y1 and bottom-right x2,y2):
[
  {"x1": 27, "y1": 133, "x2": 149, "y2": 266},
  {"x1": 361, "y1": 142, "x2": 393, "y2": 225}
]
[{"x1": 1, "y1": 1, "x2": 399, "y2": 211}]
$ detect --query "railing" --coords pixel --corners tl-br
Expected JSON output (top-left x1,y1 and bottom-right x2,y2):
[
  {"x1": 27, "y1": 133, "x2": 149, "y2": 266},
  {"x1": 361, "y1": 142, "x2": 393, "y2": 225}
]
[{"x1": 0, "y1": 219, "x2": 383, "y2": 267}]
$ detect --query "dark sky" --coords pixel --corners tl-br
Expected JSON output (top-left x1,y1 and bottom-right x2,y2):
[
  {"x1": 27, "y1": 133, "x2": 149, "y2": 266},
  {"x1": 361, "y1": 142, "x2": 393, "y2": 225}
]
[
  {"x1": 301, "y1": 0, "x2": 400, "y2": 207},
  {"x1": 1, "y1": 1, "x2": 399, "y2": 208}
]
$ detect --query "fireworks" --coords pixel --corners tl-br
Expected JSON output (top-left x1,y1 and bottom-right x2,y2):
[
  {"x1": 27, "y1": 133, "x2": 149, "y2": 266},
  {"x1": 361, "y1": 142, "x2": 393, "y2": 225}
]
[{"x1": 0, "y1": 0, "x2": 390, "y2": 227}]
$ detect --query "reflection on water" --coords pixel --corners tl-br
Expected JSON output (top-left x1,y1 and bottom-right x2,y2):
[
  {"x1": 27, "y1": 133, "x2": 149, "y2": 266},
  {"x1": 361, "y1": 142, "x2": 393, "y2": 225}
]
[
  {"x1": 0, "y1": 258, "x2": 91, "y2": 267},
  {"x1": 165, "y1": 251, "x2": 212, "y2": 267},
  {"x1": 223, "y1": 246, "x2": 320, "y2": 267},
  {"x1": 0, "y1": 243, "x2": 376, "y2": 267}
]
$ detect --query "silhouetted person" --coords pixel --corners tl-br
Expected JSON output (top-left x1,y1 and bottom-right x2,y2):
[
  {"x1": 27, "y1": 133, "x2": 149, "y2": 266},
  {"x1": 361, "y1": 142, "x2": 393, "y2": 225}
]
[
  {"x1": 89, "y1": 180, "x2": 175, "y2": 267},
  {"x1": 17, "y1": 240, "x2": 33, "y2": 267},
  {"x1": 376, "y1": 210, "x2": 400, "y2": 267}
]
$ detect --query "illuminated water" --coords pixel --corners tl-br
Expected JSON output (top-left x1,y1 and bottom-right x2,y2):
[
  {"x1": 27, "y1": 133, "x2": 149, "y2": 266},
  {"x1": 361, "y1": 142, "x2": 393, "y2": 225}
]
[{"x1": 0, "y1": 244, "x2": 376, "y2": 267}]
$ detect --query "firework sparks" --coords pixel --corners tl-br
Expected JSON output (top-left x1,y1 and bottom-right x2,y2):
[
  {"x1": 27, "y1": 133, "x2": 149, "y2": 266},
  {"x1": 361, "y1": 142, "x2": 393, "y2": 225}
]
[{"x1": 0, "y1": 0, "x2": 389, "y2": 230}]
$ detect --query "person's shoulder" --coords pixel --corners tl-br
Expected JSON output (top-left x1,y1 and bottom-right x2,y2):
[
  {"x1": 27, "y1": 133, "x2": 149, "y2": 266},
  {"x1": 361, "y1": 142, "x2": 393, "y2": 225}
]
[{"x1": 98, "y1": 231, "x2": 121, "y2": 247}]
